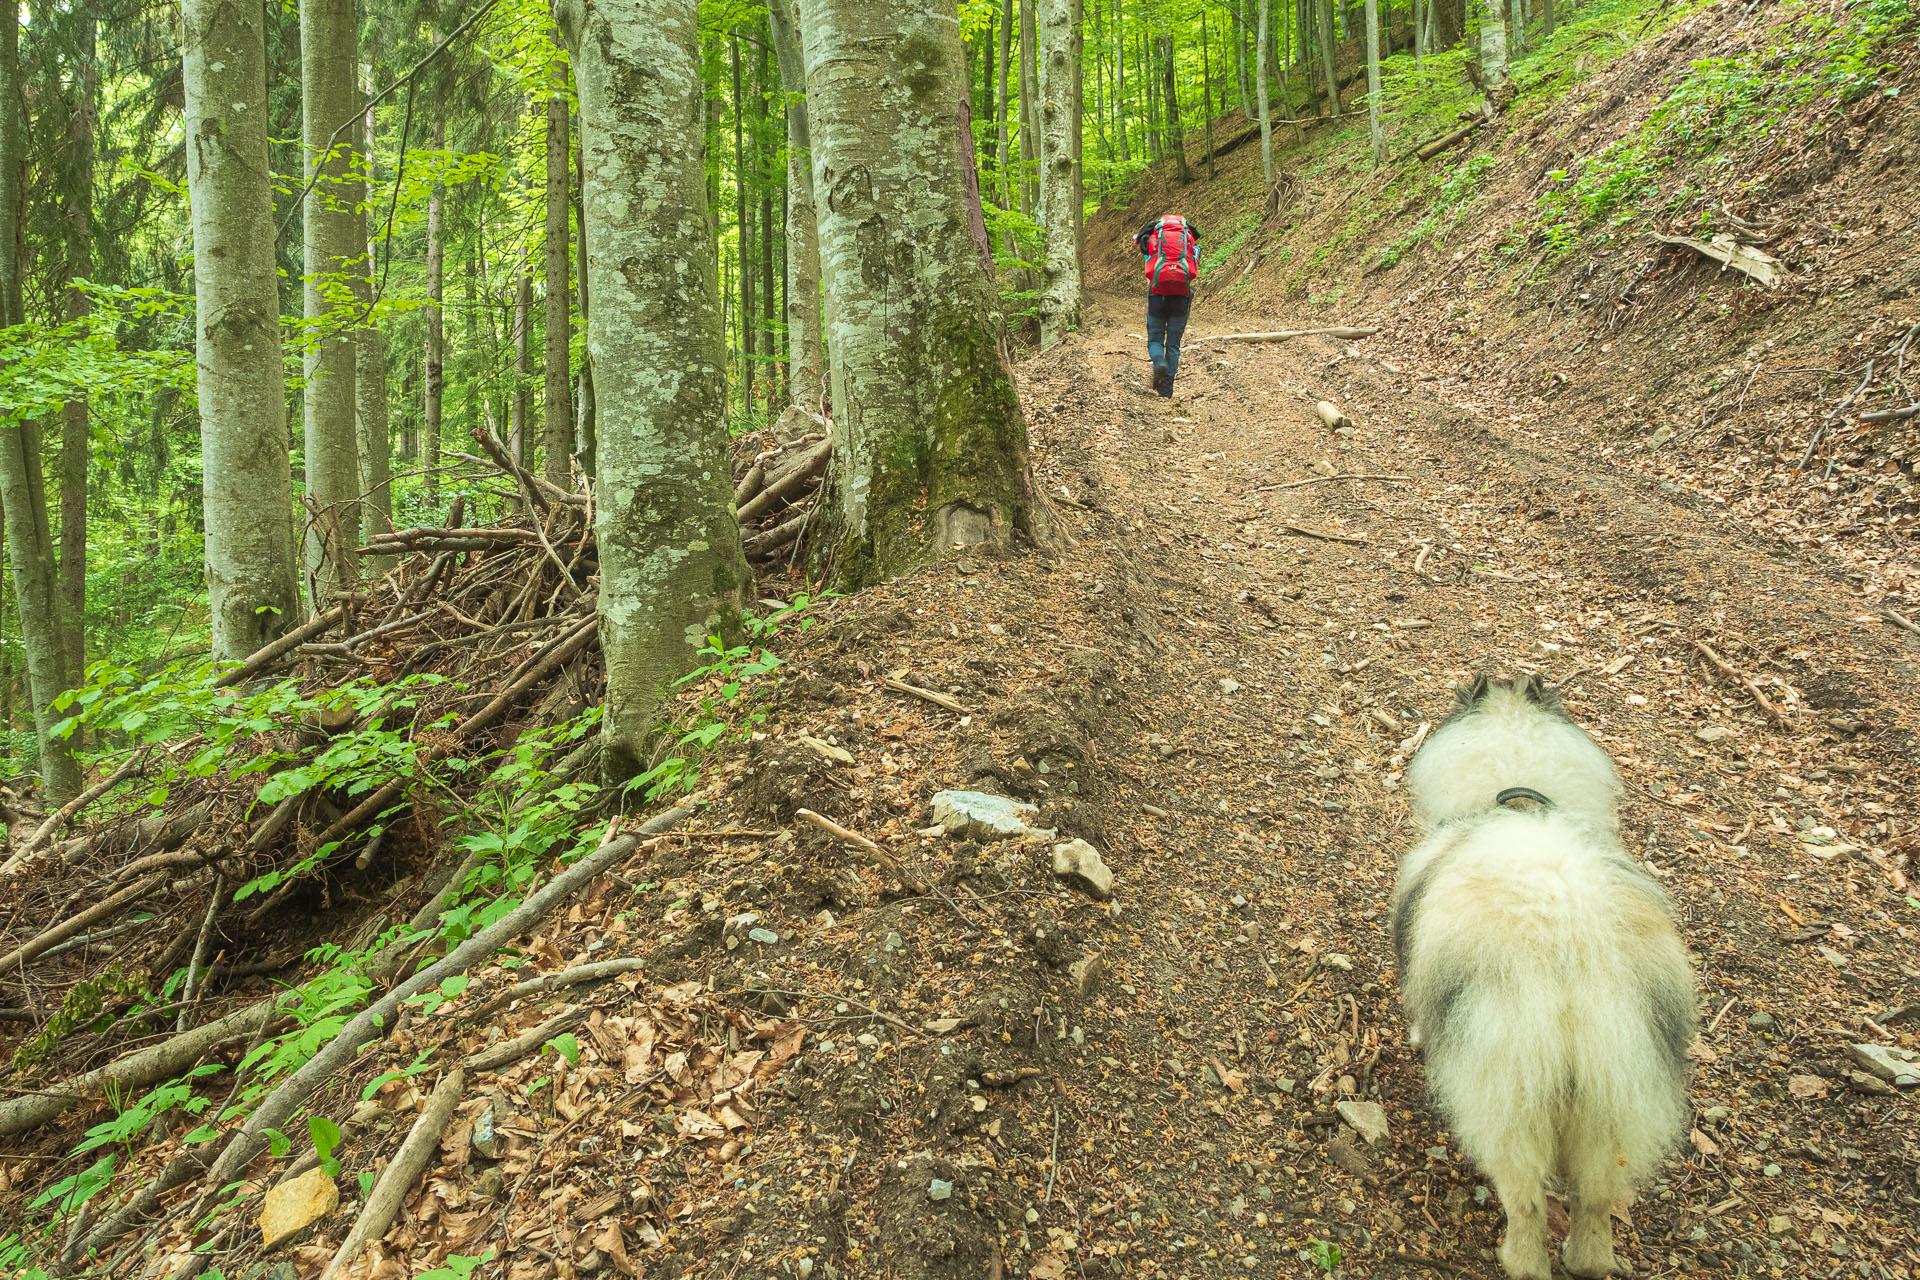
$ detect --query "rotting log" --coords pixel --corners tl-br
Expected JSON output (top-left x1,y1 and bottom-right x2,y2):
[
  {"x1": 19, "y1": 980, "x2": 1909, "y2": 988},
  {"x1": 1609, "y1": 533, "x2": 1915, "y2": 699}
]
[
  {"x1": 1412, "y1": 119, "x2": 1483, "y2": 161},
  {"x1": 743, "y1": 512, "x2": 811, "y2": 558},
  {"x1": 736, "y1": 438, "x2": 831, "y2": 526}
]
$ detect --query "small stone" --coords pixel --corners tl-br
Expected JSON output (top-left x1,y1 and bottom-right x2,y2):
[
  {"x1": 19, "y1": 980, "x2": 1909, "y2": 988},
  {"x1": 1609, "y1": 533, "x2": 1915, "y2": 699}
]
[
  {"x1": 924, "y1": 1017, "x2": 964, "y2": 1034},
  {"x1": 1219, "y1": 678, "x2": 1241, "y2": 694},
  {"x1": 856, "y1": 1034, "x2": 880, "y2": 1049},
  {"x1": 1747, "y1": 1012, "x2": 1776, "y2": 1031},
  {"x1": 1068, "y1": 953, "x2": 1104, "y2": 998},
  {"x1": 1764, "y1": 1163, "x2": 1782, "y2": 1177},
  {"x1": 882, "y1": 931, "x2": 905, "y2": 952},
  {"x1": 772, "y1": 403, "x2": 829, "y2": 445},
  {"x1": 1336, "y1": 1100, "x2": 1390, "y2": 1145},
  {"x1": 1845, "y1": 1043, "x2": 1920, "y2": 1086},
  {"x1": 1847, "y1": 1070, "x2": 1895, "y2": 1096},
  {"x1": 1051, "y1": 839, "x2": 1115, "y2": 899},
  {"x1": 1768, "y1": 1216, "x2": 1794, "y2": 1236},
  {"x1": 1649, "y1": 426, "x2": 1674, "y2": 449},
  {"x1": 1816, "y1": 945, "x2": 1849, "y2": 968},
  {"x1": 472, "y1": 1166, "x2": 505, "y2": 1200},
  {"x1": 1026, "y1": 1207, "x2": 1040, "y2": 1224},
  {"x1": 1327, "y1": 1133, "x2": 1371, "y2": 1176},
  {"x1": 259, "y1": 1167, "x2": 338, "y2": 1251},
  {"x1": 1701, "y1": 1105, "x2": 1730, "y2": 1126},
  {"x1": 928, "y1": 1179, "x2": 954, "y2": 1201},
  {"x1": 1695, "y1": 726, "x2": 1731, "y2": 742},
  {"x1": 748, "y1": 928, "x2": 780, "y2": 945},
  {"x1": 471, "y1": 1094, "x2": 509, "y2": 1160},
  {"x1": 930, "y1": 790, "x2": 1053, "y2": 842},
  {"x1": 797, "y1": 1258, "x2": 815, "y2": 1279}
]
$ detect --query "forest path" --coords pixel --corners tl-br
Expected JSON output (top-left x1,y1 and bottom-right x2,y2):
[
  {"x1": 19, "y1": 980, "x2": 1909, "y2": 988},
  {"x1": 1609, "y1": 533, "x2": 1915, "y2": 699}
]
[{"x1": 1004, "y1": 288, "x2": 1920, "y2": 1276}]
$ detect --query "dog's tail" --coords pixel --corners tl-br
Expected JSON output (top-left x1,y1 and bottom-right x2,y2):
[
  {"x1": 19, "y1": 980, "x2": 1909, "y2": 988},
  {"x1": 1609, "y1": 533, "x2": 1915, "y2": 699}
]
[{"x1": 1402, "y1": 818, "x2": 1693, "y2": 1196}]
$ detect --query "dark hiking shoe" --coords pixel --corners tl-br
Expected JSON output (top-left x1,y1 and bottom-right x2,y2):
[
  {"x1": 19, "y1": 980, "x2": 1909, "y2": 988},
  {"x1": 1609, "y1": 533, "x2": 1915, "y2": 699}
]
[{"x1": 1151, "y1": 363, "x2": 1168, "y2": 394}]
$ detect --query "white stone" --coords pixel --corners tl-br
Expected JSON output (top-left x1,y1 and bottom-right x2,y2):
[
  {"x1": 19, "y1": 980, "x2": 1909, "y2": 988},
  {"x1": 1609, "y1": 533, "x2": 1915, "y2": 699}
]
[
  {"x1": 930, "y1": 790, "x2": 1052, "y2": 841},
  {"x1": 1051, "y1": 839, "x2": 1115, "y2": 899}
]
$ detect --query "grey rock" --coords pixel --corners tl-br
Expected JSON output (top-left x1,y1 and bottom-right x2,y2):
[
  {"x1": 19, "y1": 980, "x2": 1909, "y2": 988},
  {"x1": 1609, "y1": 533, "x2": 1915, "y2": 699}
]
[
  {"x1": 930, "y1": 790, "x2": 1054, "y2": 842},
  {"x1": 1845, "y1": 1043, "x2": 1919, "y2": 1086},
  {"x1": 772, "y1": 404, "x2": 828, "y2": 446},
  {"x1": 1747, "y1": 1011, "x2": 1776, "y2": 1031},
  {"x1": 748, "y1": 927, "x2": 780, "y2": 945},
  {"x1": 1051, "y1": 839, "x2": 1115, "y2": 899},
  {"x1": 1695, "y1": 725, "x2": 1732, "y2": 742},
  {"x1": 928, "y1": 1179, "x2": 954, "y2": 1201},
  {"x1": 471, "y1": 1094, "x2": 509, "y2": 1160},
  {"x1": 1336, "y1": 1100, "x2": 1390, "y2": 1145},
  {"x1": 1069, "y1": 953, "x2": 1104, "y2": 998}
]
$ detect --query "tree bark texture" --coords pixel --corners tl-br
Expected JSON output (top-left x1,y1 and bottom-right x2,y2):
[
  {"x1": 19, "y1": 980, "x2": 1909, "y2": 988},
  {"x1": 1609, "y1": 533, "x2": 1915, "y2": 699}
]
[
  {"x1": 1365, "y1": 0, "x2": 1385, "y2": 165},
  {"x1": 1479, "y1": 0, "x2": 1512, "y2": 105},
  {"x1": 1317, "y1": 0, "x2": 1343, "y2": 112},
  {"x1": 556, "y1": 0, "x2": 751, "y2": 777},
  {"x1": 354, "y1": 76, "x2": 394, "y2": 577},
  {"x1": 1017, "y1": 0, "x2": 1039, "y2": 216},
  {"x1": 543, "y1": 47, "x2": 573, "y2": 486},
  {"x1": 58, "y1": 18, "x2": 95, "y2": 683},
  {"x1": 799, "y1": 0, "x2": 1039, "y2": 583},
  {"x1": 181, "y1": 0, "x2": 303, "y2": 668},
  {"x1": 994, "y1": 0, "x2": 1015, "y2": 204},
  {"x1": 1256, "y1": 0, "x2": 1274, "y2": 185},
  {"x1": 766, "y1": 0, "x2": 826, "y2": 412},
  {"x1": 1037, "y1": 0, "x2": 1082, "y2": 347},
  {"x1": 1161, "y1": 34, "x2": 1188, "y2": 183},
  {"x1": 300, "y1": 0, "x2": 361, "y2": 603},
  {"x1": 425, "y1": 141, "x2": 446, "y2": 502}
]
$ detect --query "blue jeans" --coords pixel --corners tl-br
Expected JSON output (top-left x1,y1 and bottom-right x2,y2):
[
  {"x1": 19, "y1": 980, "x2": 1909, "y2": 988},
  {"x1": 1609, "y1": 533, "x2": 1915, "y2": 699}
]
[{"x1": 1146, "y1": 292, "x2": 1191, "y2": 397}]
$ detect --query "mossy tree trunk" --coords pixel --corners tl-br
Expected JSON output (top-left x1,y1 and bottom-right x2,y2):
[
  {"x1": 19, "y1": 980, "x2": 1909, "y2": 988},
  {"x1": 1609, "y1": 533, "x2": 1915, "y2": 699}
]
[
  {"x1": 1037, "y1": 0, "x2": 1083, "y2": 347},
  {"x1": 557, "y1": 0, "x2": 751, "y2": 779},
  {"x1": 799, "y1": 0, "x2": 1040, "y2": 586},
  {"x1": 181, "y1": 0, "x2": 303, "y2": 669},
  {"x1": 767, "y1": 0, "x2": 828, "y2": 412},
  {"x1": 300, "y1": 0, "x2": 361, "y2": 602}
]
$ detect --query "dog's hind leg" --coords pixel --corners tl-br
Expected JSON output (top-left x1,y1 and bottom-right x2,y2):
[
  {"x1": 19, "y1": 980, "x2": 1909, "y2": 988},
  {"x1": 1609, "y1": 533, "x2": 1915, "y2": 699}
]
[
  {"x1": 1562, "y1": 1141, "x2": 1630, "y2": 1278},
  {"x1": 1484, "y1": 1158, "x2": 1553, "y2": 1280}
]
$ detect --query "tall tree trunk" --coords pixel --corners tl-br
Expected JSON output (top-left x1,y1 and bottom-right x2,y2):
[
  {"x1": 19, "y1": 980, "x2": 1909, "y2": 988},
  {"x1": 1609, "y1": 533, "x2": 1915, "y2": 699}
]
[
  {"x1": 800, "y1": 0, "x2": 1039, "y2": 584},
  {"x1": 573, "y1": 130, "x2": 596, "y2": 477},
  {"x1": 766, "y1": 0, "x2": 825, "y2": 412},
  {"x1": 1317, "y1": 0, "x2": 1343, "y2": 112},
  {"x1": 0, "y1": 4, "x2": 79, "y2": 802},
  {"x1": 1017, "y1": 0, "x2": 1039, "y2": 217},
  {"x1": 300, "y1": 0, "x2": 360, "y2": 604},
  {"x1": 1414, "y1": 0, "x2": 1427, "y2": 61},
  {"x1": 424, "y1": 126, "x2": 446, "y2": 503},
  {"x1": 1256, "y1": 0, "x2": 1274, "y2": 185},
  {"x1": 756, "y1": 36, "x2": 776, "y2": 416},
  {"x1": 542, "y1": 45, "x2": 573, "y2": 486},
  {"x1": 1162, "y1": 35, "x2": 1189, "y2": 183},
  {"x1": 554, "y1": 0, "x2": 750, "y2": 779},
  {"x1": 1200, "y1": 3, "x2": 1217, "y2": 178},
  {"x1": 1478, "y1": 0, "x2": 1512, "y2": 105},
  {"x1": 1365, "y1": 0, "x2": 1384, "y2": 165},
  {"x1": 1114, "y1": 0, "x2": 1130, "y2": 161},
  {"x1": 181, "y1": 0, "x2": 302, "y2": 671},
  {"x1": 995, "y1": 0, "x2": 1015, "y2": 205},
  {"x1": 1038, "y1": 0, "x2": 1083, "y2": 347},
  {"x1": 731, "y1": 34, "x2": 753, "y2": 419},
  {"x1": 354, "y1": 68, "x2": 393, "y2": 577},
  {"x1": 510, "y1": 261, "x2": 531, "y2": 467},
  {"x1": 1231, "y1": 0, "x2": 1250, "y2": 116},
  {"x1": 58, "y1": 16, "x2": 95, "y2": 684},
  {"x1": 1541, "y1": 0, "x2": 1554, "y2": 40},
  {"x1": 1509, "y1": 0, "x2": 1526, "y2": 54}
]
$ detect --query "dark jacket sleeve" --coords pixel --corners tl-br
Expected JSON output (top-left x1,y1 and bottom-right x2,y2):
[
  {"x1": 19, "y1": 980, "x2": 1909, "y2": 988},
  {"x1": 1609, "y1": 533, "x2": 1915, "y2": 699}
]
[{"x1": 1135, "y1": 219, "x2": 1160, "y2": 255}]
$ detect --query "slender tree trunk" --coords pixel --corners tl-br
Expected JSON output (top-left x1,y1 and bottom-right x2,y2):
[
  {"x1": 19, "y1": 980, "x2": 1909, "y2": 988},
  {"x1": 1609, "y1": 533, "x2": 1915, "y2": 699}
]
[
  {"x1": 1162, "y1": 35, "x2": 1189, "y2": 183},
  {"x1": 0, "y1": 9, "x2": 78, "y2": 801},
  {"x1": 1317, "y1": 0, "x2": 1343, "y2": 112},
  {"x1": 554, "y1": 0, "x2": 750, "y2": 778},
  {"x1": 1479, "y1": 0, "x2": 1512, "y2": 105},
  {"x1": 510, "y1": 261, "x2": 531, "y2": 467},
  {"x1": 1509, "y1": 0, "x2": 1526, "y2": 54},
  {"x1": 995, "y1": 0, "x2": 1015, "y2": 204},
  {"x1": 424, "y1": 127, "x2": 445, "y2": 503},
  {"x1": 1365, "y1": 0, "x2": 1385, "y2": 165},
  {"x1": 542, "y1": 45, "x2": 573, "y2": 485},
  {"x1": 1200, "y1": 3, "x2": 1217, "y2": 178},
  {"x1": 573, "y1": 130, "x2": 596, "y2": 476},
  {"x1": 1018, "y1": 0, "x2": 1039, "y2": 216},
  {"x1": 731, "y1": 35, "x2": 753, "y2": 418},
  {"x1": 766, "y1": 0, "x2": 825, "y2": 411},
  {"x1": 1038, "y1": 0, "x2": 1083, "y2": 347},
  {"x1": 1256, "y1": 0, "x2": 1274, "y2": 185},
  {"x1": 354, "y1": 68, "x2": 393, "y2": 577},
  {"x1": 1541, "y1": 0, "x2": 1554, "y2": 40},
  {"x1": 1414, "y1": 0, "x2": 1426, "y2": 61},
  {"x1": 180, "y1": 0, "x2": 302, "y2": 671},
  {"x1": 1114, "y1": 0, "x2": 1131, "y2": 161},
  {"x1": 58, "y1": 17, "x2": 96, "y2": 683},
  {"x1": 756, "y1": 37, "x2": 775, "y2": 417},
  {"x1": 799, "y1": 0, "x2": 1039, "y2": 583},
  {"x1": 300, "y1": 0, "x2": 360, "y2": 604}
]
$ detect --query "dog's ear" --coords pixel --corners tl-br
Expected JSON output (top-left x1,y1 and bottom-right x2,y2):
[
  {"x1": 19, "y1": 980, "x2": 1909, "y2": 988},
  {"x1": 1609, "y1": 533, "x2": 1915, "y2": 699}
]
[
  {"x1": 1518, "y1": 673, "x2": 1570, "y2": 717},
  {"x1": 1452, "y1": 674, "x2": 1490, "y2": 713}
]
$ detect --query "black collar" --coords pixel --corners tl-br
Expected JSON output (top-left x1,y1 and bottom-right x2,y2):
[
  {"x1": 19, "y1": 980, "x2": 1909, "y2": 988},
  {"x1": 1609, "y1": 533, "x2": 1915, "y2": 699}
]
[{"x1": 1495, "y1": 786, "x2": 1554, "y2": 810}]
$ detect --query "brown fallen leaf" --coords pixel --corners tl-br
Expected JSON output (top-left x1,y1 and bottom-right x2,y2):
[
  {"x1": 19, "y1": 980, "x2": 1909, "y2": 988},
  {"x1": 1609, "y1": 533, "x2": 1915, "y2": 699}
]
[
  {"x1": 1788, "y1": 1073, "x2": 1829, "y2": 1099},
  {"x1": 1690, "y1": 1128, "x2": 1721, "y2": 1157}
]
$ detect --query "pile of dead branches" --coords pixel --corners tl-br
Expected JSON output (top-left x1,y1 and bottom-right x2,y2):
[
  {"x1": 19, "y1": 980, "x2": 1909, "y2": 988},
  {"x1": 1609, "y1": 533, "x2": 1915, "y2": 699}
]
[{"x1": 0, "y1": 419, "x2": 834, "y2": 1269}]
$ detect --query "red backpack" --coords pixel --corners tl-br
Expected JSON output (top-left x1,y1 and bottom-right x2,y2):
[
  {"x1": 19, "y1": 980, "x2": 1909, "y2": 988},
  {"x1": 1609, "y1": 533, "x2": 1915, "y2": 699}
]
[{"x1": 1144, "y1": 217, "x2": 1197, "y2": 294}]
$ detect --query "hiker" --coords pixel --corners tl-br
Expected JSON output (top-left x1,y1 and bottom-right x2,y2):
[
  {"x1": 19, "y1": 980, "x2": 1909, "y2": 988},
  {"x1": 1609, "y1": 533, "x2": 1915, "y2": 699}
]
[{"x1": 1134, "y1": 213, "x2": 1200, "y2": 398}]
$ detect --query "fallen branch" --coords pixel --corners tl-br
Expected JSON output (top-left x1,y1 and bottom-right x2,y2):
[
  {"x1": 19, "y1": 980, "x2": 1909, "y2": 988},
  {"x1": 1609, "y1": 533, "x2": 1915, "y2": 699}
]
[
  {"x1": 316, "y1": 1065, "x2": 465, "y2": 1280},
  {"x1": 0, "y1": 999, "x2": 276, "y2": 1138},
  {"x1": 1200, "y1": 326, "x2": 1379, "y2": 344},
  {"x1": 1282, "y1": 523, "x2": 1369, "y2": 544},
  {"x1": 472, "y1": 958, "x2": 645, "y2": 1019},
  {"x1": 743, "y1": 511, "x2": 811, "y2": 559},
  {"x1": 188, "y1": 805, "x2": 688, "y2": 1214},
  {"x1": 1860, "y1": 404, "x2": 1920, "y2": 423},
  {"x1": 881, "y1": 677, "x2": 972, "y2": 715},
  {"x1": 1692, "y1": 640, "x2": 1790, "y2": 727},
  {"x1": 1411, "y1": 119, "x2": 1483, "y2": 162},
  {"x1": 5, "y1": 750, "x2": 153, "y2": 870},
  {"x1": 1316, "y1": 400, "x2": 1354, "y2": 430},
  {"x1": 1256, "y1": 472, "x2": 1412, "y2": 492},
  {"x1": 213, "y1": 603, "x2": 353, "y2": 690},
  {"x1": 1881, "y1": 608, "x2": 1919, "y2": 635},
  {"x1": 1652, "y1": 232, "x2": 1781, "y2": 289},
  {"x1": 736, "y1": 438, "x2": 832, "y2": 526},
  {"x1": 734, "y1": 458, "x2": 768, "y2": 508},
  {"x1": 463, "y1": 1008, "x2": 589, "y2": 1073},
  {"x1": 795, "y1": 808, "x2": 928, "y2": 894},
  {"x1": 0, "y1": 873, "x2": 166, "y2": 974}
]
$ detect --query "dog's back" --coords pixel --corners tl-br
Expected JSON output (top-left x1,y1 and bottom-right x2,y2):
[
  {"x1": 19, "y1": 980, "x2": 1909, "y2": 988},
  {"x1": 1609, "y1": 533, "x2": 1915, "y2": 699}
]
[{"x1": 1394, "y1": 677, "x2": 1694, "y2": 1280}]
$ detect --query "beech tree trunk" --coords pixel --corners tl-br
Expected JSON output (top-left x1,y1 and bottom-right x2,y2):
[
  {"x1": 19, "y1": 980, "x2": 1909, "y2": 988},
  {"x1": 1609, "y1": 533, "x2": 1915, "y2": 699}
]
[
  {"x1": 995, "y1": 0, "x2": 1015, "y2": 205},
  {"x1": 1479, "y1": 0, "x2": 1512, "y2": 105},
  {"x1": 1017, "y1": 0, "x2": 1039, "y2": 217},
  {"x1": 556, "y1": 0, "x2": 751, "y2": 777},
  {"x1": 424, "y1": 129, "x2": 446, "y2": 502},
  {"x1": 301, "y1": 0, "x2": 361, "y2": 603},
  {"x1": 799, "y1": 0, "x2": 1039, "y2": 583},
  {"x1": 1037, "y1": 0, "x2": 1082, "y2": 347},
  {"x1": 1317, "y1": 0, "x2": 1343, "y2": 112},
  {"x1": 181, "y1": 0, "x2": 302, "y2": 672},
  {"x1": 1365, "y1": 0, "x2": 1385, "y2": 165},
  {"x1": 1256, "y1": 0, "x2": 1274, "y2": 185},
  {"x1": 1509, "y1": 0, "x2": 1526, "y2": 54},
  {"x1": 58, "y1": 18, "x2": 95, "y2": 683},
  {"x1": 1162, "y1": 34, "x2": 1188, "y2": 183},
  {"x1": 542, "y1": 46, "x2": 573, "y2": 486},
  {"x1": 354, "y1": 70, "x2": 394, "y2": 577},
  {"x1": 510, "y1": 263, "x2": 531, "y2": 468},
  {"x1": 767, "y1": 0, "x2": 826, "y2": 412}
]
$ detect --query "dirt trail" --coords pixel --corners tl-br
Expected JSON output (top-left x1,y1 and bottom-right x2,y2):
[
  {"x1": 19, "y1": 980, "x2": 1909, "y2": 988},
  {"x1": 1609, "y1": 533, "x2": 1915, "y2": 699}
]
[{"x1": 988, "y1": 288, "x2": 1920, "y2": 1278}]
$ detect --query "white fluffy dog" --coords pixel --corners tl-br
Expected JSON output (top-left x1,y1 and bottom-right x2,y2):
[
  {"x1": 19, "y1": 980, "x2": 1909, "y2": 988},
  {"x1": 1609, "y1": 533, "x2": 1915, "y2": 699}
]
[{"x1": 1393, "y1": 675, "x2": 1695, "y2": 1280}]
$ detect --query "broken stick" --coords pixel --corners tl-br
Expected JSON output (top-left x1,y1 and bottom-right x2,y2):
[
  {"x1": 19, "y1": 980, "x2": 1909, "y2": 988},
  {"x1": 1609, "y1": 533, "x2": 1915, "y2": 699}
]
[
  {"x1": 1200, "y1": 326, "x2": 1379, "y2": 344},
  {"x1": 1316, "y1": 400, "x2": 1354, "y2": 430},
  {"x1": 795, "y1": 808, "x2": 929, "y2": 894},
  {"x1": 1692, "y1": 640, "x2": 1790, "y2": 727},
  {"x1": 881, "y1": 677, "x2": 973, "y2": 715},
  {"x1": 316, "y1": 1065, "x2": 466, "y2": 1280},
  {"x1": 1282, "y1": 523, "x2": 1369, "y2": 544}
]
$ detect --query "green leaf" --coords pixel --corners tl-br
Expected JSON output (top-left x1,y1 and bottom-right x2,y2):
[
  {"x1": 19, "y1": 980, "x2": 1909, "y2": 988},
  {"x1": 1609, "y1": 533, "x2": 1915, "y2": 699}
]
[
  {"x1": 309, "y1": 1115, "x2": 343, "y2": 1165},
  {"x1": 545, "y1": 1033, "x2": 580, "y2": 1066}
]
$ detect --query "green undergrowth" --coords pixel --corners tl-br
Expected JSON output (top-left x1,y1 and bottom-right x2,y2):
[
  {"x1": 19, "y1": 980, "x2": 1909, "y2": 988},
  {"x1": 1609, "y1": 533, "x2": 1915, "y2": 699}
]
[
  {"x1": 1535, "y1": 0, "x2": 1914, "y2": 250},
  {"x1": 0, "y1": 596, "x2": 826, "y2": 1276}
]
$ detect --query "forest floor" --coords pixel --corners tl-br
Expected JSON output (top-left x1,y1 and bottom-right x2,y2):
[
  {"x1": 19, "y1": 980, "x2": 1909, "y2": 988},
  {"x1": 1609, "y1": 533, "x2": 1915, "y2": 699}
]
[{"x1": 116, "y1": 281, "x2": 1918, "y2": 1280}]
